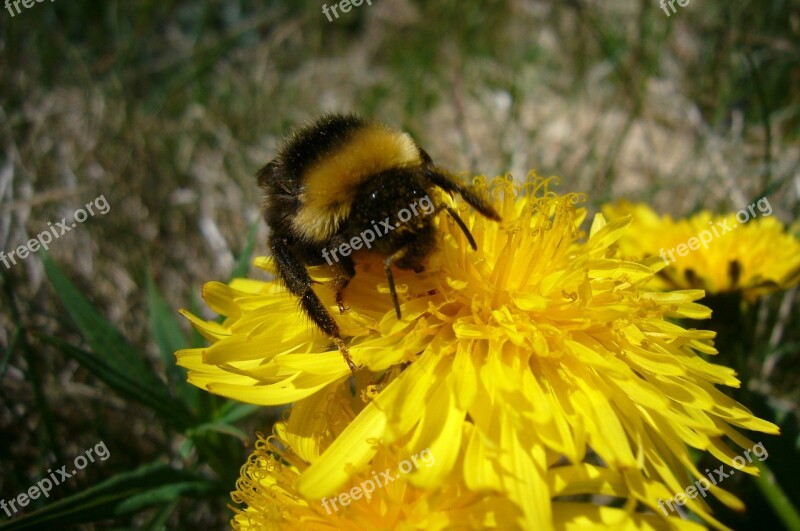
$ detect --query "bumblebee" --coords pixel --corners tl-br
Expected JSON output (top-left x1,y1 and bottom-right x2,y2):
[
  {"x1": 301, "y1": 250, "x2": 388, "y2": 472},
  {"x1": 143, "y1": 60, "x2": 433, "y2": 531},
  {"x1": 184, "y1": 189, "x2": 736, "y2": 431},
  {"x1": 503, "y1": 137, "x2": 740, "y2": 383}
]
[{"x1": 258, "y1": 114, "x2": 501, "y2": 372}]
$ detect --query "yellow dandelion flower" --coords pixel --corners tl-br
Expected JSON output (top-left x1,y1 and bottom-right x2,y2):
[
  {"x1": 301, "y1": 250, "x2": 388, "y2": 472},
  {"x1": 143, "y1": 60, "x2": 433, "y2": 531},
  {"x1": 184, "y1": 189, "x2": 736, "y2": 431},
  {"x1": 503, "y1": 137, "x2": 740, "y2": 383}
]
[
  {"x1": 230, "y1": 383, "x2": 523, "y2": 530},
  {"x1": 178, "y1": 175, "x2": 778, "y2": 529},
  {"x1": 602, "y1": 201, "x2": 800, "y2": 298},
  {"x1": 231, "y1": 382, "x2": 703, "y2": 530}
]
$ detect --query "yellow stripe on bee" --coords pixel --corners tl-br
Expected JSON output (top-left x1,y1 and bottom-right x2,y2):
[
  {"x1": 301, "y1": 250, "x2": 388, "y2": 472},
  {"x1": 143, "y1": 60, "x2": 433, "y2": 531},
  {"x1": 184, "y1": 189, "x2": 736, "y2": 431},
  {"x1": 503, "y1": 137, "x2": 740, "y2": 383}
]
[{"x1": 293, "y1": 124, "x2": 422, "y2": 242}]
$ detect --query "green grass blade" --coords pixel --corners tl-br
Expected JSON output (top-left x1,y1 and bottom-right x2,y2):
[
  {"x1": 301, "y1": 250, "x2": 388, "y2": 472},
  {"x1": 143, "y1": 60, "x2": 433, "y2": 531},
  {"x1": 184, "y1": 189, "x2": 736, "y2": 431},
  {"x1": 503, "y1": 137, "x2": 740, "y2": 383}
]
[
  {"x1": 214, "y1": 402, "x2": 260, "y2": 425},
  {"x1": 0, "y1": 462, "x2": 220, "y2": 530},
  {"x1": 142, "y1": 499, "x2": 179, "y2": 531},
  {"x1": 145, "y1": 273, "x2": 199, "y2": 409},
  {"x1": 188, "y1": 421, "x2": 249, "y2": 443},
  {"x1": 753, "y1": 459, "x2": 800, "y2": 531},
  {"x1": 42, "y1": 255, "x2": 196, "y2": 429},
  {"x1": 38, "y1": 335, "x2": 192, "y2": 431}
]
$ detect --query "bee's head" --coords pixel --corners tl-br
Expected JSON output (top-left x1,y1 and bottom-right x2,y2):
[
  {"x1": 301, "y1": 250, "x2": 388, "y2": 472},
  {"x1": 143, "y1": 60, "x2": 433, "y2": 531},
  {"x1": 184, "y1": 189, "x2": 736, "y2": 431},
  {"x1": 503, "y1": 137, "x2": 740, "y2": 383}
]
[{"x1": 344, "y1": 167, "x2": 436, "y2": 255}]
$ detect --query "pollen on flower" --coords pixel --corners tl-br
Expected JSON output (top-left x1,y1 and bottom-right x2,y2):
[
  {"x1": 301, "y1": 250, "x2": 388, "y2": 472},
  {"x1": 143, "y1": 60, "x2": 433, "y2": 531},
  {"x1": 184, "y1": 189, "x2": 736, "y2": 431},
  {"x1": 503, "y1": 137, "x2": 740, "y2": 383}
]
[{"x1": 361, "y1": 385, "x2": 381, "y2": 402}]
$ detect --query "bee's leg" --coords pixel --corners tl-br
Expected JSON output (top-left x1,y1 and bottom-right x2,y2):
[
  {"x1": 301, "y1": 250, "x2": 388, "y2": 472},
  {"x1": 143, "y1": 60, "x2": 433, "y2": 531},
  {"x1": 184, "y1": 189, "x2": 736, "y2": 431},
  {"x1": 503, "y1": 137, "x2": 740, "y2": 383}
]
[
  {"x1": 383, "y1": 228, "x2": 437, "y2": 319},
  {"x1": 269, "y1": 236, "x2": 357, "y2": 374},
  {"x1": 326, "y1": 235, "x2": 356, "y2": 314},
  {"x1": 383, "y1": 250, "x2": 405, "y2": 320},
  {"x1": 331, "y1": 260, "x2": 355, "y2": 314}
]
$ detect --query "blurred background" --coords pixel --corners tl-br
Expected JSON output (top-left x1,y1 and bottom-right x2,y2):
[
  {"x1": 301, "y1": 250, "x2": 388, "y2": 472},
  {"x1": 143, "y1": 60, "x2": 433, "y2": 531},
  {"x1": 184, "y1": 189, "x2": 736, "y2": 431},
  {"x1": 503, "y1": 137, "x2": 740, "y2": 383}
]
[{"x1": 1, "y1": 0, "x2": 798, "y2": 529}]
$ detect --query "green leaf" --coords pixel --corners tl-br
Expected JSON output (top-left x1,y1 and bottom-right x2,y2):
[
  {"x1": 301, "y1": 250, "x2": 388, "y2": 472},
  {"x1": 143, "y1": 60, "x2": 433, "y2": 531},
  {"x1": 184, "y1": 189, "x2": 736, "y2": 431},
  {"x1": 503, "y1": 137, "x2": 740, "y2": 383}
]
[
  {"x1": 189, "y1": 421, "x2": 249, "y2": 443},
  {"x1": 0, "y1": 462, "x2": 220, "y2": 530},
  {"x1": 142, "y1": 499, "x2": 179, "y2": 531},
  {"x1": 39, "y1": 335, "x2": 192, "y2": 431},
  {"x1": 752, "y1": 459, "x2": 800, "y2": 531},
  {"x1": 42, "y1": 255, "x2": 196, "y2": 430},
  {"x1": 146, "y1": 273, "x2": 198, "y2": 409},
  {"x1": 214, "y1": 402, "x2": 260, "y2": 425}
]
